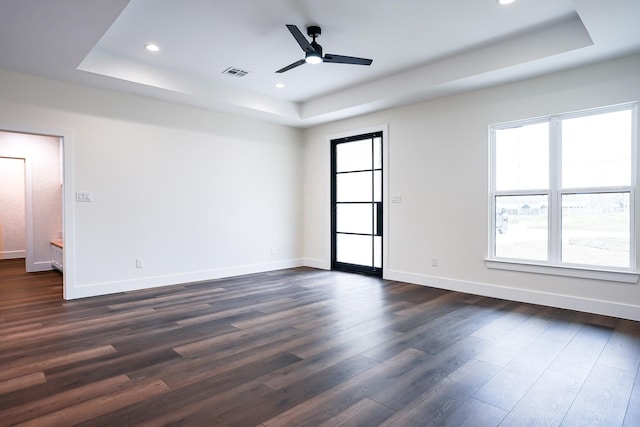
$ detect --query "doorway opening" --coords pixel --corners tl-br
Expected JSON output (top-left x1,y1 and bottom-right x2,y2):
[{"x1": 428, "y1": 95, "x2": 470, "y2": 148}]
[
  {"x1": 0, "y1": 130, "x2": 63, "y2": 282},
  {"x1": 331, "y1": 131, "x2": 383, "y2": 276}
]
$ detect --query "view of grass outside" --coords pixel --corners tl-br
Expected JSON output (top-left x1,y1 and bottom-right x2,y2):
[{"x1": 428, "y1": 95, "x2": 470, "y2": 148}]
[
  {"x1": 495, "y1": 195, "x2": 548, "y2": 261},
  {"x1": 561, "y1": 193, "x2": 630, "y2": 268},
  {"x1": 495, "y1": 193, "x2": 630, "y2": 268}
]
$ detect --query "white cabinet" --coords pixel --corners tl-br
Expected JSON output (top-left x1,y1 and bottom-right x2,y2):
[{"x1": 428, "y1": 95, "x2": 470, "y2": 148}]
[{"x1": 51, "y1": 241, "x2": 63, "y2": 272}]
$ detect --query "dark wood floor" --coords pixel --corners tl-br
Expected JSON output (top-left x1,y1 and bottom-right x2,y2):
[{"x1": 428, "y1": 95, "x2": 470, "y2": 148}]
[{"x1": 1, "y1": 258, "x2": 639, "y2": 426}]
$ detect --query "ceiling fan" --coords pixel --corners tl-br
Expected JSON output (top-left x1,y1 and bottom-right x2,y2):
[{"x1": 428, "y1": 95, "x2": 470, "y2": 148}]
[{"x1": 276, "y1": 25, "x2": 373, "y2": 73}]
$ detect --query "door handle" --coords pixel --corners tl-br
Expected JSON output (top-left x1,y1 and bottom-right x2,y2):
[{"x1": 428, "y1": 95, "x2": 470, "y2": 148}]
[{"x1": 375, "y1": 202, "x2": 383, "y2": 236}]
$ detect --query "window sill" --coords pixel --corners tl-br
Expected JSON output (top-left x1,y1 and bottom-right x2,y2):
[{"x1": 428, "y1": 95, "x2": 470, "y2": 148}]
[{"x1": 485, "y1": 259, "x2": 639, "y2": 284}]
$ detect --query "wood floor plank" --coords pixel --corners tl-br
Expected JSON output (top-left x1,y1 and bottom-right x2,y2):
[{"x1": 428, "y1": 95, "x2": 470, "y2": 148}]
[
  {"x1": 548, "y1": 323, "x2": 613, "y2": 379},
  {"x1": 501, "y1": 369, "x2": 582, "y2": 426},
  {"x1": 0, "y1": 375, "x2": 132, "y2": 425},
  {"x1": 1, "y1": 259, "x2": 639, "y2": 426},
  {"x1": 473, "y1": 335, "x2": 567, "y2": 411},
  {"x1": 561, "y1": 362, "x2": 636, "y2": 426},
  {"x1": 368, "y1": 335, "x2": 493, "y2": 411},
  {"x1": 440, "y1": 398, "x2": 507, "y2": 427},
  {"x1": 16, "y1": 379, "x2": 170, "y2": 427},
  {"x1": 261, "y1": 348, "x2": 426, "y2": 427},
  {"x1": 0, "y1": 371, "x2": 46, "y2": 395},
  {"x1": 474, "y1": 311, "x2": 556, "y2": 367},
  {"x1": 195, "y1": 354, "x2": 381, "y2": 427},
  {"x1": 623, "y1": 365, "x2": 640, "y2": 427},
  {"x1": 379, "y1": 358, "x2": 501, "y2": 426},
  {"x1": 78, "y1": 352, "x2": 305, "y2": 426},
  {"x1": 263, "y1": 327, "x2": 401, "y2": 390},
  {"x1": 598, "y1": 319, "x2": 640, "y2": 373},
  {"x1": 317, "y1": 398, "x2": 395, "y2": 427},
  {"x1": 0, "y1": 345, "x2": 117, "y2": 382}
]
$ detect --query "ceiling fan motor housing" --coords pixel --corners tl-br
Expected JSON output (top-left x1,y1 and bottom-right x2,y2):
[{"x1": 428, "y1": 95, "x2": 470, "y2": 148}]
[{"x1": 307, "y1": 25, "x2": 321, "y2": 38}]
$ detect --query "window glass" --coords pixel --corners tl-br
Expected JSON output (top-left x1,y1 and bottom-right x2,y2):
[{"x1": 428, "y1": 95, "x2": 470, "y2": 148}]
[
  {"x1": 561, "y1": 192, "x2": 630, "y2": 268},
  {"x1": 495, "y1": 195, "x2": 548, "y2": 261},
  {"x1": 337, "y1": 203, "x2": 373, "y2": 234},
  {"x1": 490, "y1": 103, "x2": 636, "y2": 271},
  {"x1": 562, "y1": 110, "x2": 632, "y2": 188},
  {"x1": 337, "y1": 234, "x2": 373, "y2": 266},
  {"x1": 373, "y1": 137, "x2": 382, "y2": 170},
  {"x1": 374, "y1": 236, "x2": 382, "y2": 268},
  {"x1": 373, "y1": 170, "x2": 382, "y2": 202},
  {"x1": 336, "y1": 139, "x2": 372, "y2": 172},
  {"x1": 495, "y1": 122, "x2": 549, "y2": 191},
  {"x1": 337, "y1": 171, "x2": 372, "y2": 202}
]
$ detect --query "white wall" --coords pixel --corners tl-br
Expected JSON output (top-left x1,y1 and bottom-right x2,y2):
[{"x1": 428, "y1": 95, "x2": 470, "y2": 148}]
[
  {"x1": 0, "y1": 133, "x2": 61, "y2": 267},
  {"x1": 0, "y1": 68, "x2": 303, "y2": 299},
  {"x1": 303, "y1": 53, "x2": 640, "y2": 321}
]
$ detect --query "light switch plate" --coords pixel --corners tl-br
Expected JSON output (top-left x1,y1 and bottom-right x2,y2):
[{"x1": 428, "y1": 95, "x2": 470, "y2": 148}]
[{"x1": 75, "y1": 191, "x2": 93, "y2": 202}]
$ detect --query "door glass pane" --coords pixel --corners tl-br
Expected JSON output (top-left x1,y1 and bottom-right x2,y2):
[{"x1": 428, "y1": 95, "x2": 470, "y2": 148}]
[
  {"x1": 373, "y1": 137, "x2": 382, "y2": 169},
  {"x1": 337, "y1": 234, "x2": 373, "y2": 266},
  {"x1": 373, "y1": 170, "x2": 382, "y2": 202},
  {"x1": 374, "y1": 236, "x2": 382, "y2": 268},
  {"x1": 561, "y1": 192, "x2": 630, "y2": 268},
  {"x1": 562, "y1": 110, "x2": 632, "y2": 188},
  {"x1": 495, "y1": 195, "x2": 548, "y2": 261},
  {"x1": 495, "y1": 122, "x2": 549, "y2": 191},
  {"x1": 337, "y1": 171, "x2": 372, "y2": 202},
  {"x1": 336, "y1": 139, "x2": 372, "y2": 172},
  {"x1": 337, "y1": 203, "x2": 373, "y2": 234}
]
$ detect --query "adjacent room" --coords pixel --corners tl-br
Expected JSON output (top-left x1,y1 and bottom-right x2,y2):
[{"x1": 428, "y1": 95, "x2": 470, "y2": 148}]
[{"x1": 1, "y1": 0, "x2": 639, "y2": 425}]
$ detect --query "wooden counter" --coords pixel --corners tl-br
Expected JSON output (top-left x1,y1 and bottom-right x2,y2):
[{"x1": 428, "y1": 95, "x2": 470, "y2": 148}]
[{"x1": 51, "y1": 241, "x2": 63, "y2": 272}]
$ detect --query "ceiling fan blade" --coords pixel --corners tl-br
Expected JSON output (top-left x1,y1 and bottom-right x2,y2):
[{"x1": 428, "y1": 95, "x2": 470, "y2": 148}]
[
  {"x1": 323, "y1": 54, "x2": 373, "y2": 66},
  {"x1": 276, "y1": 59, "x2": 306, "y2": 73},
  {"x1": 286, "y1": 24, "x2": 316, "y2": 54}
]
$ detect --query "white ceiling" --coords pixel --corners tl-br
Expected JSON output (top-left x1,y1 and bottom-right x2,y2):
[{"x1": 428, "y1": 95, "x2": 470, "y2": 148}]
[{"x1": 1, "y1": 0, "x2": 639, "y2": 128}]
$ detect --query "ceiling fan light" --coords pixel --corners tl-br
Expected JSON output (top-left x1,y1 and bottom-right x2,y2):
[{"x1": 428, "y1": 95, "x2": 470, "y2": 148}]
[{"x1": 305, "y1": 53, "x2": 322, "y2": 64}]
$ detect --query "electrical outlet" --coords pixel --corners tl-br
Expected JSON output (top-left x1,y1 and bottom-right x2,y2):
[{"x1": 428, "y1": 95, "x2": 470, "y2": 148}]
[
  {"x1": 431, "y1": 257, "x2": 438, "y2": 267},
  {"x1": 136, "y1": 258, "x2": 144, "y2": 268},
  {"x1": 270, "y1": 247, "x2": 277, "y2": 255}
]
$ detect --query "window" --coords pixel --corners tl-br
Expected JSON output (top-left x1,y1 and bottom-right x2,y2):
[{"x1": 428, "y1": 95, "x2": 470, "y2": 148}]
[{"x1": 488, "y1": 103, "x2": 637, "y2": 278}]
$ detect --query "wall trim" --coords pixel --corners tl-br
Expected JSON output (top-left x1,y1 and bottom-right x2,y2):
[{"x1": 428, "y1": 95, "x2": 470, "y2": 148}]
[
  {"x1": 303, "y1": 258, "x2": 330, "y2": 270},
  {"x1": 31, "y1": 260, "x2": 54, "y2": 272},
  {"x1": 0, "y1": 250, "x2": 26, "y2": 260},
  {"x1": 385, "y1": 269, "x2": 640, "y2": 322},
  {"x1": 67, "y1": 258, "x2": 304, "y2": 299}
]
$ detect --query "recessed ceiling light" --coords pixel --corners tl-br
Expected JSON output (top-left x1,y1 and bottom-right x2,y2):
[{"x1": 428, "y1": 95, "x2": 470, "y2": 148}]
[
  {"x1": 145, "y1": 43, "x2": 160, "y2": 52},
  {"x1": 497, "y1": 0, "x2": 515, "y2": 4},
  {"x1": 275, "y1": 83, "x2": 285, "y2": 89}
]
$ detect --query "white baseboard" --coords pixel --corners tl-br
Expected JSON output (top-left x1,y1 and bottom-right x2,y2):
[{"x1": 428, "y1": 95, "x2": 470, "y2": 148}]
[
  {"x1": 29, "y1": 261, "x2": 54, "y2": 272},
  {"x1": 385, "y1": 269, "x2": 640, "y2": 322},
  {"x1": 67, "y1": 258, "x2": 304, "y2": 300},
  {"x1": 1, "y1": 250, "x2": 26, "y2": 260},
  {"x1": 302, "y1": 258, "x2": 330, "y2": 270},
  {"x1": 63, "y1": 258, "x2": 640, "y2": 321}
]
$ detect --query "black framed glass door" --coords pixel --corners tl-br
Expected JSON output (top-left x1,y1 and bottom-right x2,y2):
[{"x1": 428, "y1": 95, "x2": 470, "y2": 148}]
[{"x1": 331, "y1": 131, "x2": 383, "y2": 276}]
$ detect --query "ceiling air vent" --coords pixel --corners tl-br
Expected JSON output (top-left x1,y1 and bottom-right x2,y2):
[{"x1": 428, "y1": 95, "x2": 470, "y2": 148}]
[{"x1": 222, "y1": 67, "x2": 250, "y2": 77}]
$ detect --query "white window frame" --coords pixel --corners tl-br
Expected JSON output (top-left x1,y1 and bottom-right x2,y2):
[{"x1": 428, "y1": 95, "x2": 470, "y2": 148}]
[{"x1": 486, "y1": 102, "x2": 639, "y2": 283}]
